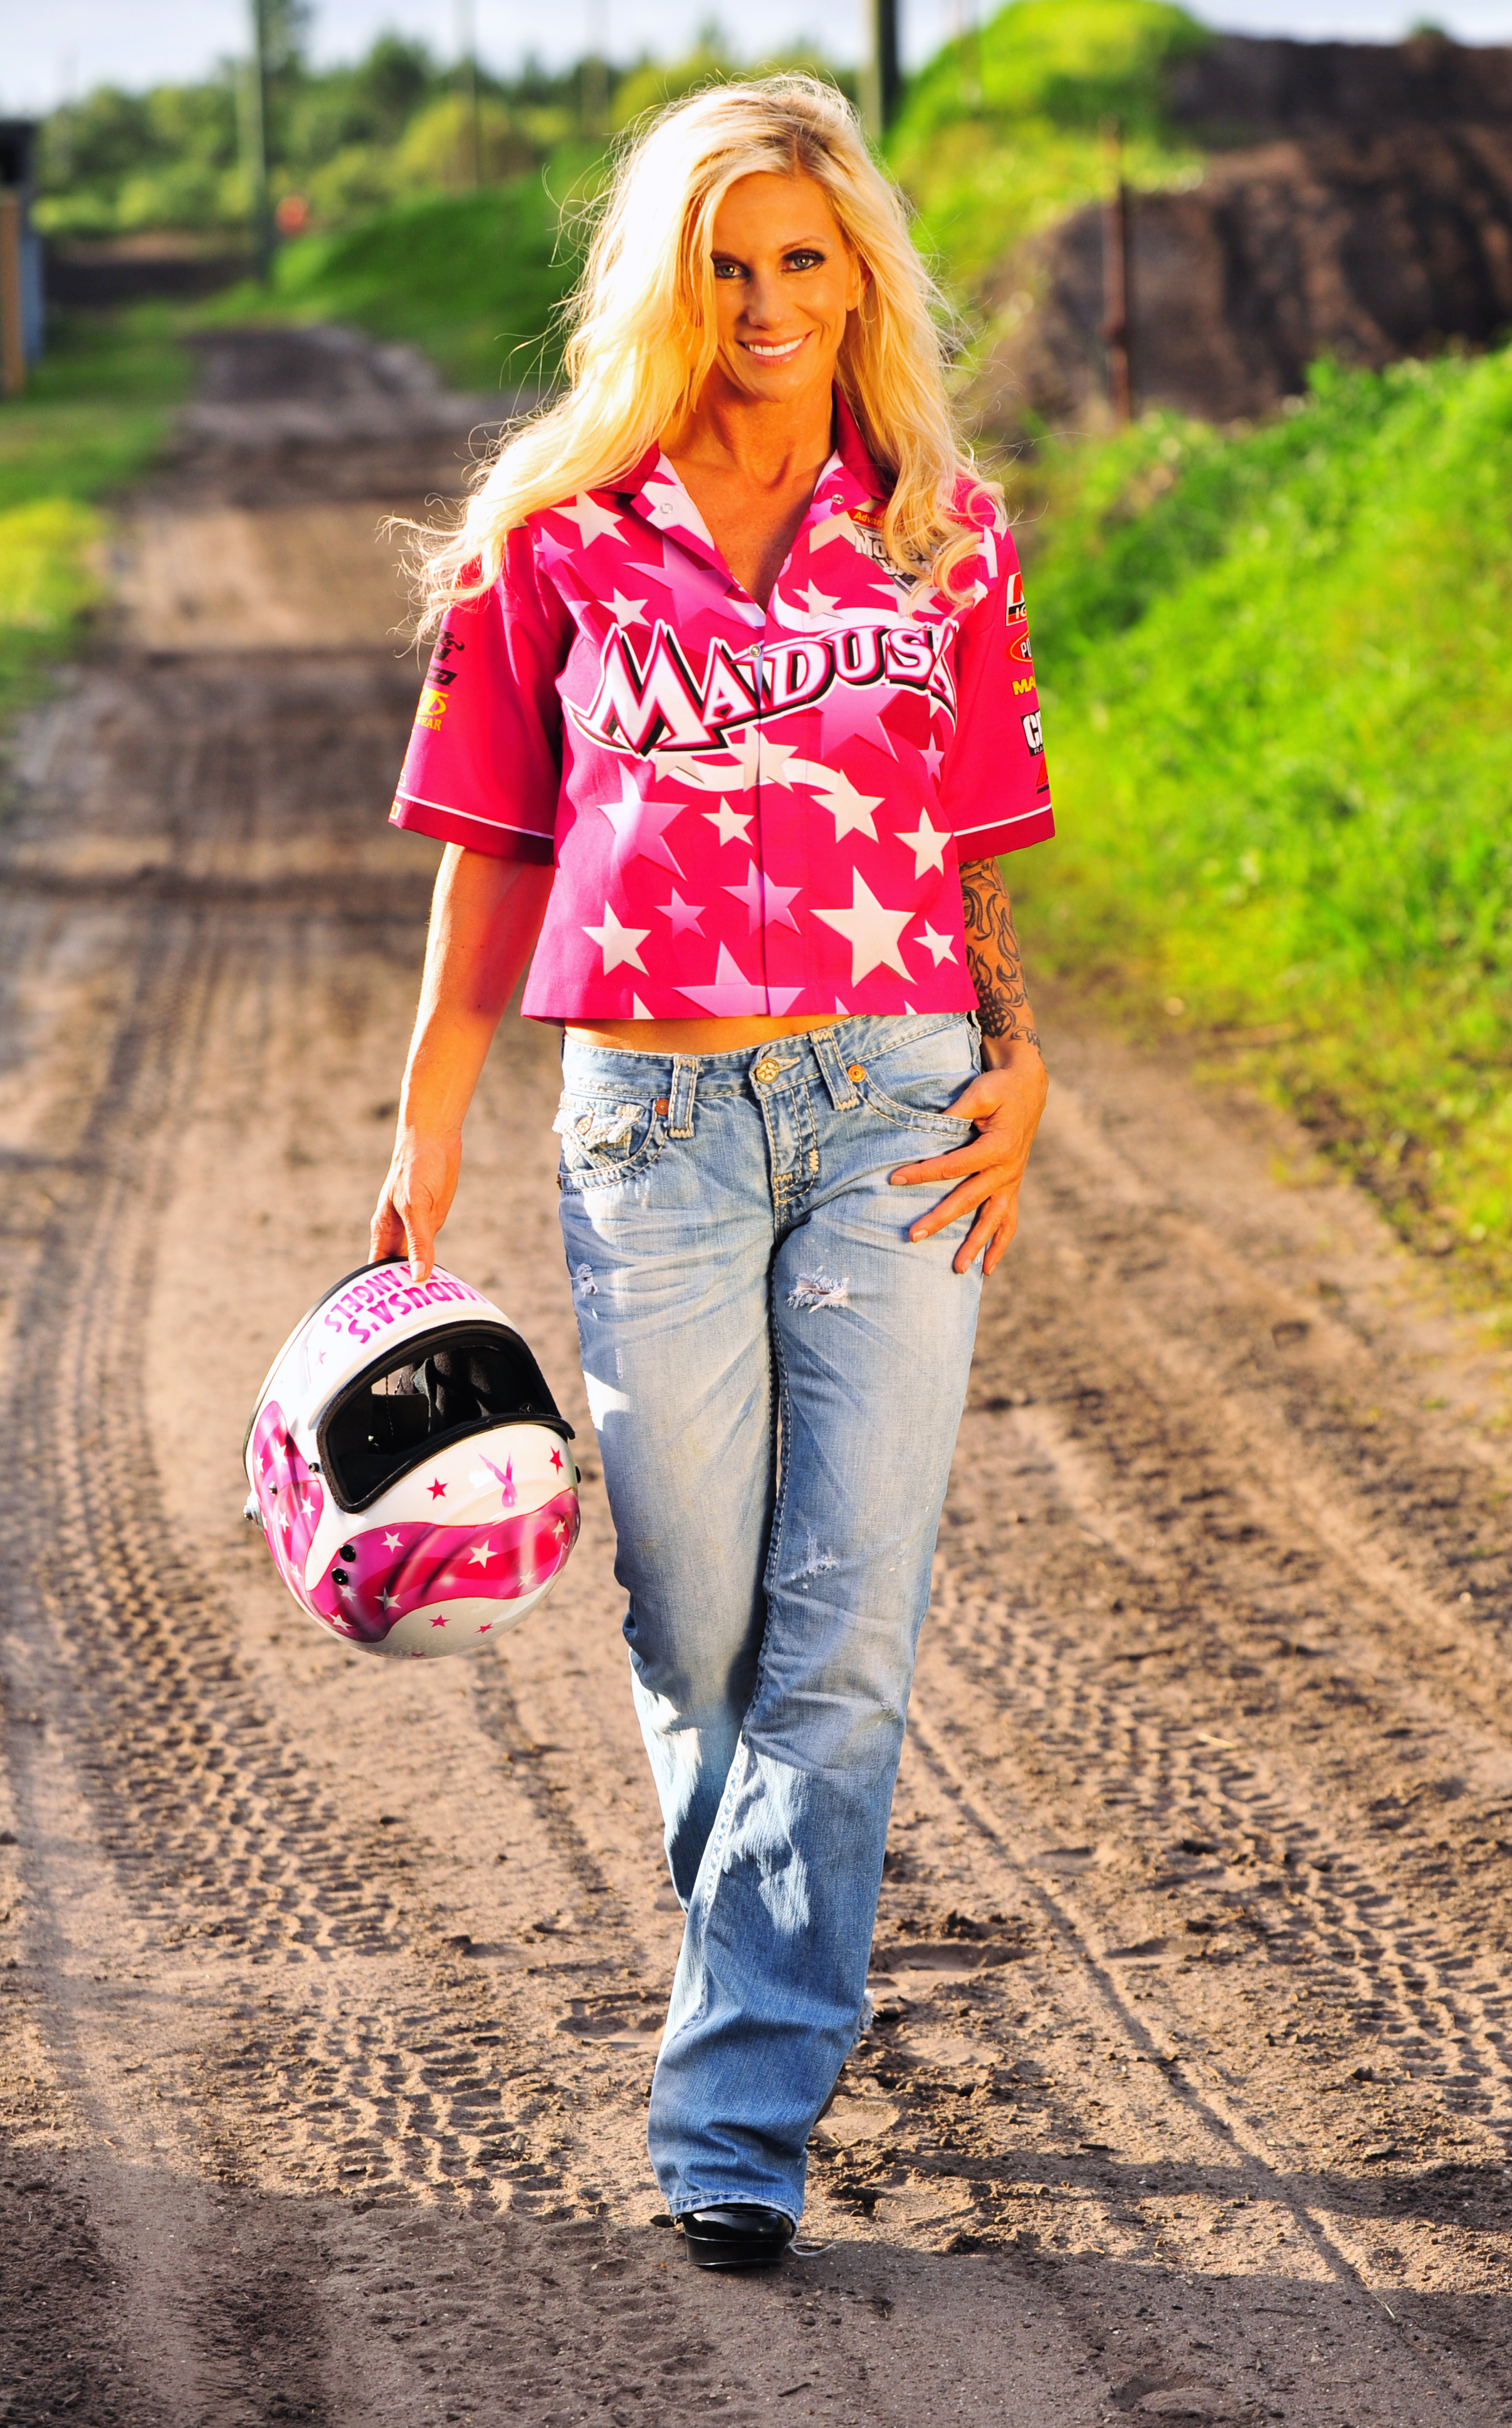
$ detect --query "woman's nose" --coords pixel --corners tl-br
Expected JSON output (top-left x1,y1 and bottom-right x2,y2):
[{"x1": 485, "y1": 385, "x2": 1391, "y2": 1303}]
[{"x1": 741, "y1": 270, "x2": 782, "y2": 325}]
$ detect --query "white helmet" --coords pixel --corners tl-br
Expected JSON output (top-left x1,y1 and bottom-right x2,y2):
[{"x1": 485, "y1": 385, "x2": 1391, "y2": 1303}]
[{"x1": 243, "y1": 1259, "x2": 579, "y2": 1659}]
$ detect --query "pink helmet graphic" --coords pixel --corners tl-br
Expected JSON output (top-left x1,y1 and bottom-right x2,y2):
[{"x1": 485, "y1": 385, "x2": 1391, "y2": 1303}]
[{"x1": 243, "y1": 1259, "x2": 579, "y2": 1659}]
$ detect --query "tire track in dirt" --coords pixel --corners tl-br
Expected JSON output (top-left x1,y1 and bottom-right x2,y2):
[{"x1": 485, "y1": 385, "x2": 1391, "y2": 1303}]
[{"x1": 0, "y1": 774, "x2": 637, "y2": 2227}]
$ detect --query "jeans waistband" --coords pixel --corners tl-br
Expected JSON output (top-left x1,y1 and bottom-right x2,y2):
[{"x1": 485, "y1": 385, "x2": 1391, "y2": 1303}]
[{"x1": 559, "y1": 1013, "x2": 972, "y2": 1110}]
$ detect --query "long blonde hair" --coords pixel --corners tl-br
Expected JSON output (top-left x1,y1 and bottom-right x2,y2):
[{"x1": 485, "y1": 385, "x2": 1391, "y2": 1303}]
[{"x1": 414, "y1": 75, "x2": 992, "y2": 628}]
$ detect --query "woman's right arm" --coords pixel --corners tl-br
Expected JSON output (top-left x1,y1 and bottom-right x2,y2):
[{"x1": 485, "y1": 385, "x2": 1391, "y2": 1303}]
[{"x1": 369, "y1": 844, "x2": 554, "y2": 1282}]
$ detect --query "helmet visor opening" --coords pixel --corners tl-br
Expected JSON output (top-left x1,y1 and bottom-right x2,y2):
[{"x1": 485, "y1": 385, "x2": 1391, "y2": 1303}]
[{"x1": 317, "y1": 1323, "x2": 574, "y2": 1513}]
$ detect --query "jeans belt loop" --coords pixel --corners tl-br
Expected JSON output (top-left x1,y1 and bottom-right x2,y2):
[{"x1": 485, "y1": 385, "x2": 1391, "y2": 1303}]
[
  {"x1": 812, "y1": 1027, "x2": 859, "y2": 1111},
  {"x1": 668, "y1": 1055, "x2": 698, "y2": 1139}
]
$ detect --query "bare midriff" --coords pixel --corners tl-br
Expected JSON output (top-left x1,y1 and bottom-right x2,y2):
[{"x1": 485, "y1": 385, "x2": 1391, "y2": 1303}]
[{"x1": 565, "y1": 1013, "x2": 843, "y2": 1057}]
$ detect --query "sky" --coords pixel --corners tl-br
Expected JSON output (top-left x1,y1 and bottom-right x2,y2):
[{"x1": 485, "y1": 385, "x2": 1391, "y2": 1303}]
[{"x1": 3, "y1": 0, "x2": 1511, "y2": 116}]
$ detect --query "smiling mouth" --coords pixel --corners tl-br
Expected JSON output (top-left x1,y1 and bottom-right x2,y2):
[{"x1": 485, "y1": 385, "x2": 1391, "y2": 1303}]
[{"x1": 740, "y1": 335, "x2": 807, "y2": 361}]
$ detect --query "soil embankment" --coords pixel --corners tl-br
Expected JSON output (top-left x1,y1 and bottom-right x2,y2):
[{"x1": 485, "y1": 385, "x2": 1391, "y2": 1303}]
[
  {"x1": 0, "y1": 331, "x2": 1509, "y2": 2425},
  {"x1": 972, "y1": 29, "x2": 1512, "y2": 433}
]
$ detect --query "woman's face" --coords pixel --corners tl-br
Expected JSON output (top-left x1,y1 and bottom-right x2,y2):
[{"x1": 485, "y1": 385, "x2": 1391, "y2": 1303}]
[{"x1": 704, "y1": 170, "x2": 864, "y2": 405}]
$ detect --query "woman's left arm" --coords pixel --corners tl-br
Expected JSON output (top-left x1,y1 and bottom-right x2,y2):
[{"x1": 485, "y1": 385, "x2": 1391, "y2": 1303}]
[{"x1": 890, "y1": 855, "x2": 1049, "y2": 1277}]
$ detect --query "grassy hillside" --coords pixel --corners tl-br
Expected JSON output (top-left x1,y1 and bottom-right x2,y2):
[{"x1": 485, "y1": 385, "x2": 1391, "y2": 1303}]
[
  {"x1": 887, "y1": 0, "x2": 1210, "y2": 291},
  {"x1": 256, "y1": 174, "x2": 596, "y2": 393},
  {"x1": 1012, "y1": 342, "x2": 1512, "y2": 1292},
  {"x1": 0, "y1": 311, "x2": 192, "y2": 732}
]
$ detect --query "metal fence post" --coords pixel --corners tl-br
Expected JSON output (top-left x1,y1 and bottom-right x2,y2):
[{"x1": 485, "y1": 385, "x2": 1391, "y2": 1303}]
[
  {"x1": 0, "y1": 189, "x2": 24, "y2": 399},
  {"x1": 1102, "y1": 117, "x2": 1133, "y2": 424}
]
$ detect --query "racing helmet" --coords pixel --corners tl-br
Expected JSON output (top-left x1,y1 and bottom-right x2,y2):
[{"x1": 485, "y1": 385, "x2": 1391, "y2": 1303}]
[{"x1": 243, "y1": 1258, "x2": 579, "y2": 1659}]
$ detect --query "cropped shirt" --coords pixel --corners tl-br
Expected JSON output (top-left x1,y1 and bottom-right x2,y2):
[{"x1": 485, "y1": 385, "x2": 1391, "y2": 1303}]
[{"x1": 389, "y1": 395, "x2": 1052, "y2": 1021}]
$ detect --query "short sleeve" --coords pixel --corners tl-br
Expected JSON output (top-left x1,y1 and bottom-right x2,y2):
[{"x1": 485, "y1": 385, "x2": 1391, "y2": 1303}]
[
  {"x1": 937, "y1": 528, "x2": 1054, "y2": 862},
  {"x1": 388, "y1": 525, "x2": 570, "y2": 863}
]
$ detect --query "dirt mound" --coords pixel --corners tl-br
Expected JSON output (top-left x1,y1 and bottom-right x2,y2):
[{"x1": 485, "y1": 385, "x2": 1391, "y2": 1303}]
[
  {"x1": 970, "y1": 30, "x2": 1512, "y2": 436},
  {"x1": 973, "y1": 124, "x2": 1512, "y2": 435}
]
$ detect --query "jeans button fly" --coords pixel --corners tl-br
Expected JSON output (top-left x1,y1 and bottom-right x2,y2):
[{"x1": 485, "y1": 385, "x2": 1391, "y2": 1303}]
[{"x1": 753, "y1": 1058, "x2": 782, "y2": 1084}]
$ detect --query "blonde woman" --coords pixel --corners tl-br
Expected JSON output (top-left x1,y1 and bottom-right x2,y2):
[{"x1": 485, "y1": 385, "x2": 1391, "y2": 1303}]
[{"x1": 371, "y1": 76, "x2": 1053, "y2": 2269}]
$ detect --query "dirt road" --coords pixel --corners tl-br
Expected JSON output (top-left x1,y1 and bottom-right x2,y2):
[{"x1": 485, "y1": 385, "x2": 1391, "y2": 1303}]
[{"x1": 1, "y1": 330, "x2": 1509, "y2": 2428}]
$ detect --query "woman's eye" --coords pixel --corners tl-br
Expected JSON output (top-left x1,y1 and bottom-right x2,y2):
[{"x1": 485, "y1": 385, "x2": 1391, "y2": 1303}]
[
  {"x1": 712, "y1": 260, "x2": 747, "y2": 280},
  {"x1": 785, "y1": 251, "x2": 824, "y2": 271}
]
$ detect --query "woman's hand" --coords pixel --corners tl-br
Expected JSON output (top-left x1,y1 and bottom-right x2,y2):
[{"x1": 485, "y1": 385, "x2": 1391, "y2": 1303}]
[
  {"x1": 890, "y1": 1037, "x2": 1048, "y2": 1277},
  {"x1": 369, "y1": 1126, "x2": 463, "y2": 1284}
]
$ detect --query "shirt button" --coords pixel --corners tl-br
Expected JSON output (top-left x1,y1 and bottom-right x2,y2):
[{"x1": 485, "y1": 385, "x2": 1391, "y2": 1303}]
[
  {"x1": 847, "y1": 1063, "x2": 866, "y2": 1083},
  {"x1": 753, "y1": 1058, "x2": 782, "y2": 1084}
]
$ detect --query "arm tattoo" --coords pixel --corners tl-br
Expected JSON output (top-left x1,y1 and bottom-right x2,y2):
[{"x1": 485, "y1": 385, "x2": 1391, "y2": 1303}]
[{"x1": 959, "y1": 857, "x2": 1042, "y2": 1049}]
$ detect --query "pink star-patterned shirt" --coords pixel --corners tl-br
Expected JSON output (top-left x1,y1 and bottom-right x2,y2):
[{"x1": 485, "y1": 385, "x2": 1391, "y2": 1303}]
[{"x1": 389, "y1": 395, "x2": 1053, "y2": 1021}]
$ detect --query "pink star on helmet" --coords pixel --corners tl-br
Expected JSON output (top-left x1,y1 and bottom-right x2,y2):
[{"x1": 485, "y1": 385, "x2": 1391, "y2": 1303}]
[
  {"x1": 430, "y1": 1613, "x2": 448, "y2": 1628},
  {"x1": 428, "y1": 1477, "x2": 448, "y2": 1501},
  {"x1": 550, "y1": 1447, "x2": 564, "y2": 1472}
]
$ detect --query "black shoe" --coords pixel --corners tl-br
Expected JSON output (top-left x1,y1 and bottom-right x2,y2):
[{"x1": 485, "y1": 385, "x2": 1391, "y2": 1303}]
[{"x1": 680, "y1": 2204, "x2": 795, "y2": 2270}]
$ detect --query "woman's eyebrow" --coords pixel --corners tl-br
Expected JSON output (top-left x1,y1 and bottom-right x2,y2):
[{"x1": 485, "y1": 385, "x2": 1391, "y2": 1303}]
[{"x1": 710, "y1": 236, "x2": 832, "y2": 258}]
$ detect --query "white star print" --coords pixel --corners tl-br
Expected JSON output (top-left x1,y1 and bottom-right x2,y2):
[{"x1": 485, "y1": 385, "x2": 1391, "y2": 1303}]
[
  {"x1": 922, "y1": 738, "x2": 945, "y2": 779},
  {"x1": 809, "y1": 768, "x2": 884, "y2": 844},
  {"x1": 724, "y1": 859, "x2": 800, "y2": 934},
  {"x1": 552, "y1": 492, "x2": 623, "y2": 548},
  {"x1": 606, "y1": 588, "x2": 649, "y2": 625},
  {"x1": 631, "y1": 994, "x2": 653, "y2": 1017},
  {"x1": 813, "y1": 872, "x2": 914, "y2": 984},
  {"x1": 798, "y1": 580, "x2": 839, "y2": 615},
  {"x1": 597, "y1": 769, "x2": 685, "y2": 877},
  {"x1": 467, "y1": 1543, "x2": 493, "y2": 1568},
  {"x1": 658, "y1": 889, "x2": 705, "y2": 935},
  {"x1": 704, "y1": 799, "x2": 753, "y2": 847},
  {"x1": 583, "y1": 904, "x2": 650, "y2": 974},
  {"x1": 677, "y1": 943, "x2": 802, "y2": 1017},
  {"x1": 918, "y1": 924, "x2": 957, "y2": 966},
  {"x1": 382, "y1": 1531, "x2": 402, "y2": 1551},
  {"x1": 897, "y1": 808, "x2": 948, "y2": 876}
]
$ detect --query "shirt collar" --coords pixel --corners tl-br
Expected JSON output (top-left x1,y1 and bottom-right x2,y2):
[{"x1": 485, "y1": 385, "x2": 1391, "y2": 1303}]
[{"x1": 829, "y1": 388, "x2": 885, "y2": 514}]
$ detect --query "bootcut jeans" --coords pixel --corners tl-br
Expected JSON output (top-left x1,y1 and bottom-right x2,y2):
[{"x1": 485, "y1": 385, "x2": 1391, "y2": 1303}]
[{"x1": 556, "y1": 1013, "x2": 984, "y2": 2225}]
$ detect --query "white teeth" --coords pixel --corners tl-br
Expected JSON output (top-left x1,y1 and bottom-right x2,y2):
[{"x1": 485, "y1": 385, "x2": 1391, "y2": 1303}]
[{"x1": 745, "y1": 339, "x2": 803, "y2": 358}]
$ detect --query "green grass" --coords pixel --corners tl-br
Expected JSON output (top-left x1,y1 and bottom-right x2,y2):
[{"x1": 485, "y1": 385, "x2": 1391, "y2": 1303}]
[
  {"x1": 230, "y1": 173, "x2": 599, "y2": 393},
  {"x1": 1011, "y1": 342, "x2": 1512, "y2": 1295},
  {"x1": 0, "y1": 307, "x2": 192, "y2": 730},
  {"x1": 888, "y1": 0, "x2": 1210, "y2": 293}
]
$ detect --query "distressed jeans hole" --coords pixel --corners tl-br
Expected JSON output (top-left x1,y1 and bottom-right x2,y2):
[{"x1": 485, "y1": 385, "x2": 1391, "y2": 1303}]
[{"x1": 789, "y1": 1272, "x2": 851, "y2": 1312}]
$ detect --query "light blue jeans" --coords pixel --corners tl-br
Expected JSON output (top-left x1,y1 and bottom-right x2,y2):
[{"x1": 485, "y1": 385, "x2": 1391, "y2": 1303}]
[{"x1": 556, "y1": 1015, "x2": 984, "y2": 2224}]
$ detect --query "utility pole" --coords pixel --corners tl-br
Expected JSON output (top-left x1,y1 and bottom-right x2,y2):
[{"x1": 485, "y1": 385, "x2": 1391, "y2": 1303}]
[
  {"x1": 863, "y1": 0, "x2": 901, "y2": 143},
  {"x1": 246, "y1": 0, "x2": 273, "y2": 283},
  {"x1": 1101, "y1": 117, "x2": 1133, "y2": 424}
]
